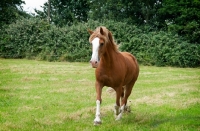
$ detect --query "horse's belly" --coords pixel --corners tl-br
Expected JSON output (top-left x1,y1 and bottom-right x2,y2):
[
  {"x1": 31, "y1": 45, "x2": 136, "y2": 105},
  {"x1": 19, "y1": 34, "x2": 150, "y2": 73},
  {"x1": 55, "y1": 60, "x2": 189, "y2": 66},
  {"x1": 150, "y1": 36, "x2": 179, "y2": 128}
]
[
  {"x1": 101, "y1": 74, "x2": 124, "y2": 87},
  {"x1": 122, "y1": 52, "x2": 139, "y2": 85}
]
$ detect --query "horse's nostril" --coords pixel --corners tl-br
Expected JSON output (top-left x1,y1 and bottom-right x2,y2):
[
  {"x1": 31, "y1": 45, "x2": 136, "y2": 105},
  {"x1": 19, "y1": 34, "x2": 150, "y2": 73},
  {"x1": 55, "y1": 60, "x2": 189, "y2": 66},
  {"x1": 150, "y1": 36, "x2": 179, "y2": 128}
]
[{"x1": 95, "y1": 61, "x2": 97, "y2": 64}]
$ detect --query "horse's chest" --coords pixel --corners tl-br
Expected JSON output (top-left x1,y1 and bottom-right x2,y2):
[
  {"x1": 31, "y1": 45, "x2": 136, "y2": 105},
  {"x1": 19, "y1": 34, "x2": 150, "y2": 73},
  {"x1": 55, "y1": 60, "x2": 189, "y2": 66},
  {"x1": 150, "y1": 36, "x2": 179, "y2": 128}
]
[{"x1": 96, "y1": 71, "x2": 124, "y2": 87}]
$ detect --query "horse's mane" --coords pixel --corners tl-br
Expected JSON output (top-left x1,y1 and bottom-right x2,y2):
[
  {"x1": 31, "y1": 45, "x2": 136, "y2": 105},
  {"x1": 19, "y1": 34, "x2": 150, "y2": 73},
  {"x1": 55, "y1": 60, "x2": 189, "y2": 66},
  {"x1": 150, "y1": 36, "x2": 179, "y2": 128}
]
[{"x1": 89, "y1": 26, "x2": 118, "y2": 52}]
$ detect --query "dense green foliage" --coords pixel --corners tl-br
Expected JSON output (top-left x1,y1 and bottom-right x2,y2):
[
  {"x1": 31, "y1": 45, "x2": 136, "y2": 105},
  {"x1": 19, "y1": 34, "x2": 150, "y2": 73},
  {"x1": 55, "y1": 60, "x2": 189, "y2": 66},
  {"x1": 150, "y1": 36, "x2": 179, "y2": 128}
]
[
  {"x1": 35, "y1": 0, "x2": 89, "y2": 26},
  {"x1": 120, "y1": 29, "x2": 200, "y2": 67},
  {"x1": 0, "y1": 18, "x2": 91, "y2": 62},
  {"x1": 35, "y1": 0, "x2": 200, "y2": 44},
  {"x1": 88, "y1": 0, "x2": 162, "y2": 25},
  {"x1": 0, "y1": 0, "x2": 30, "y2": 27},
  {"x1": 0, "y1": 0, "x2": 199, "y2": 67},
  {"x1": 157, "y1": 0, "x2": 200, "y2": 43},
  {"x1": 0, "y1": 18, "x2": 199, "y2": 67}
]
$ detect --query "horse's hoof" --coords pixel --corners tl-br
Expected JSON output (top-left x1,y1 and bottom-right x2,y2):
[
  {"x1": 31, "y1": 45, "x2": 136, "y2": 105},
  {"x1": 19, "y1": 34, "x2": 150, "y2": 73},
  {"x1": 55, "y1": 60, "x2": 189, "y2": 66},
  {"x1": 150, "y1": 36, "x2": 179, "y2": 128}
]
[
  {"x1": 124, "y1": 106, "x2": 131, "y2": 113},
  {"x1": 94, "y1": 121, "x2": 102, "y2": 126},
  {"x1": 115, "y1": 117, "x2": 120, "y2": 121},
  {"x1": 115, "y1": 114, "x2": 122, "y2": 121}
]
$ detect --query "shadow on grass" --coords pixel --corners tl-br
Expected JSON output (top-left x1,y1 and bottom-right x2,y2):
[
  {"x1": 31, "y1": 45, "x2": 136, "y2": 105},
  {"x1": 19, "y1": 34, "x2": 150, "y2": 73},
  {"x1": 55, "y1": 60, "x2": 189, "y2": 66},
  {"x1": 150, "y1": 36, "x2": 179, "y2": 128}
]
[
  {"x1": 150, "y1": 116, "x2": 200, "y2": 127},
  {"x1": 121, "y1": 108, "x2": 200, "y2": 129},
  {"x1": 0, "y1": 88, "x2": 11, "y2": 92}
]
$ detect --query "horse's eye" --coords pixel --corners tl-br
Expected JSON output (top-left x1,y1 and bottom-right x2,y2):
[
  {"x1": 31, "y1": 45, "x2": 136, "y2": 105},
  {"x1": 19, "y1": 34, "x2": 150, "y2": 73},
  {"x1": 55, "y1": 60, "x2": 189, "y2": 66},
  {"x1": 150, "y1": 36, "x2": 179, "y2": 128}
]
[{"x1": 100, "y1": 43, "x2": 104, "y2": 46}]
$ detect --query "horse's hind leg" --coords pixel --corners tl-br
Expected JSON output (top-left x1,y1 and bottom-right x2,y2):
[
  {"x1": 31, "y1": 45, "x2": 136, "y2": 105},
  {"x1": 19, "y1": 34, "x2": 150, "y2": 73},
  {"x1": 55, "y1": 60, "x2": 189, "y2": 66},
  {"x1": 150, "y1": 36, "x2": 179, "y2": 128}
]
[
  {"x1": 114, "y1": 86, "x2": 123, "y2": 116},
  {"x1": 120, "y1": 87, "x2": 125, "y2": 105},
  {"x1": 116, "y1": 83, "x2": 135, "y2": 120},
  {"x1": 122, "y1": 84, "x2": 134, "y2": 106}
]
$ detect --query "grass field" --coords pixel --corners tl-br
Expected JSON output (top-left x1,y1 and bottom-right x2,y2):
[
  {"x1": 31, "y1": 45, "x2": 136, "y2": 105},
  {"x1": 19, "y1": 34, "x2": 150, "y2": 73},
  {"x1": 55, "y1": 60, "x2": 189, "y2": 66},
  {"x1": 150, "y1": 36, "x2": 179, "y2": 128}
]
[{"x1": 0, "y1": 59, "x2": 200, "y2": 131}]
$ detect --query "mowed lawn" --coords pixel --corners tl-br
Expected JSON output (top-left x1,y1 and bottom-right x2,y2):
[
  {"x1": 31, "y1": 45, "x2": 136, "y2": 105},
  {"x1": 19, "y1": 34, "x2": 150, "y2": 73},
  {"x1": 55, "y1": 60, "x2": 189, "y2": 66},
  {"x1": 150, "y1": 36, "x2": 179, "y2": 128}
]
[{"x1": 0, "y1": 59, "x2": 199, "y2": 131}]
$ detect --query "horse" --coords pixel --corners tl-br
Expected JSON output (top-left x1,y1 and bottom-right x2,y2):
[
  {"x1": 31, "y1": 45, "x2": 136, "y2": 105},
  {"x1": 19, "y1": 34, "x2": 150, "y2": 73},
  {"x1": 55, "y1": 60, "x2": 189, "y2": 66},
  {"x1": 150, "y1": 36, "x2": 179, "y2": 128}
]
[{"x1": 88, "y1": 26, "x2": 139, "y2": 125}]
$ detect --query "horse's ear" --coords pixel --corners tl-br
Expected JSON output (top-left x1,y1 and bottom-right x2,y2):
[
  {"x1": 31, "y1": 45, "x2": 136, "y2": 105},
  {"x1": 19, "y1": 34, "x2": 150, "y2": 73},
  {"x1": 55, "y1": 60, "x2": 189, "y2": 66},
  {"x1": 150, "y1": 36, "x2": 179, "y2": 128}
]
[
  {"x1": 108, "y1": 31, "x2": 114, "y2": 43},
  {"x1": 88, "y1": 29, "x2": 93, "y2": 35},
  {"x1": 100, "y1": 27, "x2": 104, "y2": 35}
]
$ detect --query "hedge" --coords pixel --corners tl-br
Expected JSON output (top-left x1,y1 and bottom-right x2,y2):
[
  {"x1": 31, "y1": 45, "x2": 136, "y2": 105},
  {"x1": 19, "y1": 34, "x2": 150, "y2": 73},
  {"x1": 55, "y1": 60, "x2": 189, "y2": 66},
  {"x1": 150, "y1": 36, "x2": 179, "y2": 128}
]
[{"x1": 0, "y1": 18, "x2": 199, "y2": 67}]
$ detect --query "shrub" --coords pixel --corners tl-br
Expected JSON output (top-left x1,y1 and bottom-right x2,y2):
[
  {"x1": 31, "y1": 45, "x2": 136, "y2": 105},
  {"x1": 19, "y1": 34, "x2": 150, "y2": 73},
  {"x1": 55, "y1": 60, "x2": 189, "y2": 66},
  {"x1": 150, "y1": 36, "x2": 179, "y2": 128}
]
[
  {"x1": 0, "y1": 18, "x2": 51, "y2": 59},
  {"x1": 0, "y1": 18, "x2": 199, "y2": 67},
  {"x1": 120, "y1": 30, "x2": 200, "y2": 67},
  {"x1": 0, "y1": 18, "x2": 92, "y2": 62}
]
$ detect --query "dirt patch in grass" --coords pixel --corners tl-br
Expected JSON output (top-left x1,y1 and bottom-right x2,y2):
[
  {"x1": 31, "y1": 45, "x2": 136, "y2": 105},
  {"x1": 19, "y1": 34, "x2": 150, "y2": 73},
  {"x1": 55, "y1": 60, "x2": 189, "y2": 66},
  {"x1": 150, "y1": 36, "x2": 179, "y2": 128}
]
[
  {"x1": 133, "y1": 83, "x2": 200, "y2": 109},
  {"x1": 21, "y1": 76, "x2": 39, "y2": 82},
  {"x1": 19, "y1": 95, "x2": 41, "y2": 100}
]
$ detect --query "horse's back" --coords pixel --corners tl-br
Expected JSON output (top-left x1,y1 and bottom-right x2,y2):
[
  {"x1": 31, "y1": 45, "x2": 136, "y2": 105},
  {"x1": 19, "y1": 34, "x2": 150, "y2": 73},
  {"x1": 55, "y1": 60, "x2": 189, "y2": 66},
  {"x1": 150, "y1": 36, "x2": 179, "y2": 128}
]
[{"x1": 121, "y1": 52, "x2": 139, "y2": 84}]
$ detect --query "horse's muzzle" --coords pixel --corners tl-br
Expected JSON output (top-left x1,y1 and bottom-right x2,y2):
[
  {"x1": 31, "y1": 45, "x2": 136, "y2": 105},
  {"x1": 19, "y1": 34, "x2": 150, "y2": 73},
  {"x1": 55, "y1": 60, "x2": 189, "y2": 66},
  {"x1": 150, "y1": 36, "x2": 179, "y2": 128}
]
[{"x1": 90, "y1": 60, "x2": 99, "y2": 68}]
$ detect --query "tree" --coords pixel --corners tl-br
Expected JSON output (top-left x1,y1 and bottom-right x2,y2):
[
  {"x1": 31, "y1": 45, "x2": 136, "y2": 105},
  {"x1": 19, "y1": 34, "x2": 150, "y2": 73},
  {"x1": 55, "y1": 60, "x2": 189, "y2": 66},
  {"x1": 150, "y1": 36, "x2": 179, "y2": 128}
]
[
  {"x1": 157, "y1": 0, "x2": 200, "y2": 43},
  {"x1": 89, "y1": 0, "x2": 162, "y2": 25},
  {"x1": 0, "y1": 0, "x2": 29, "y2": 27},
  {"x1": 35, "y1": 0, "x2": 90, "y2": 27}
]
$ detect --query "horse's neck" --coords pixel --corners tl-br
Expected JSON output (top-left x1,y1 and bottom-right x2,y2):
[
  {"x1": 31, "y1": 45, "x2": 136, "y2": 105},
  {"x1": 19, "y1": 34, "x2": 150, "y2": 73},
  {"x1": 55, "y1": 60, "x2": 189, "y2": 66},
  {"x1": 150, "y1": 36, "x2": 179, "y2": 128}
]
[{"x1": 101, "y1": 48, "x2": 118, "y2": 68}]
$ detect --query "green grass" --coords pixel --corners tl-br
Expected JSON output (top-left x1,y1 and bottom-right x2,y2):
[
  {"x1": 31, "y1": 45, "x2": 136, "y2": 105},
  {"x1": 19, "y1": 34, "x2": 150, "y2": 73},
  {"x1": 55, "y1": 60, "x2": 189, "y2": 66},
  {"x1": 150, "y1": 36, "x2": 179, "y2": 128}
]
[{"x1": 0, "y1": 59, "x2": 200, "y2": 131}]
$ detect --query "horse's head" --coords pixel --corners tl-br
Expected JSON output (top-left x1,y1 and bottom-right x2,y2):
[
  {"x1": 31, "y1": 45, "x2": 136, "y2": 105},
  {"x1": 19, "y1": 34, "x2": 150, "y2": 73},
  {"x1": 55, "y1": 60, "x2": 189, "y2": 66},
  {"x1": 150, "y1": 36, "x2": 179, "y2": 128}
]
[{"x1": 88, "y1": 26, "x2": 116, "y2": 68}]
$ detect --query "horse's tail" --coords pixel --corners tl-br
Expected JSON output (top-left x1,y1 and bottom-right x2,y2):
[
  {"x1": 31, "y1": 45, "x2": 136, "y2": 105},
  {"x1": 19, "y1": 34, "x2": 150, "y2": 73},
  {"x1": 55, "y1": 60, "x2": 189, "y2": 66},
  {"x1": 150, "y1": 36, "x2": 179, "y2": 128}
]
[
  {"x1": 106, "y1": 86, "x2": 126, "y2": 95},
  {"x1": 106, "y1": 87, "x2": 116, "y2": 96},
  {"x1": 106, "y1": 87, "x2": 132, "y2": 112}
]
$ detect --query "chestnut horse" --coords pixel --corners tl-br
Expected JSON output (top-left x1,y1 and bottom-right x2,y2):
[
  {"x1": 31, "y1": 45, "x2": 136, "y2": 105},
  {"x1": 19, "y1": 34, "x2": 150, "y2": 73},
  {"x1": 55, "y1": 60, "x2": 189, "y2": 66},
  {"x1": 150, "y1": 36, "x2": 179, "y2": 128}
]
[{"x1": 88, "y1": 26, "x2": 139, "y2": 125}]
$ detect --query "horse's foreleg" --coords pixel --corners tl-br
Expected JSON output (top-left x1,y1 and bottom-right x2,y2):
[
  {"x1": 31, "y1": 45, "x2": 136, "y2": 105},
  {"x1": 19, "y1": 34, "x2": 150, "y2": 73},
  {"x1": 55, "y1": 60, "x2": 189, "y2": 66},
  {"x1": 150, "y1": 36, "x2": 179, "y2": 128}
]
[
  {"x1": 94, "y1": 100, "x2": 101, "y2": 125},
  {"x1": 94, "y1": 82, "x2": 102, "y2": 125}
]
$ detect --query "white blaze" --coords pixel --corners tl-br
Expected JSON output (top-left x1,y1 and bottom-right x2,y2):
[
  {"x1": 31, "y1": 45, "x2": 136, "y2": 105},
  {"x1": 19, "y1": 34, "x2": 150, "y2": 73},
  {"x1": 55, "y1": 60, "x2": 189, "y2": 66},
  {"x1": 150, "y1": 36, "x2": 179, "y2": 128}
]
[{"x1": 91, "y1": 37, "x2": 100, "y2": 62}]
